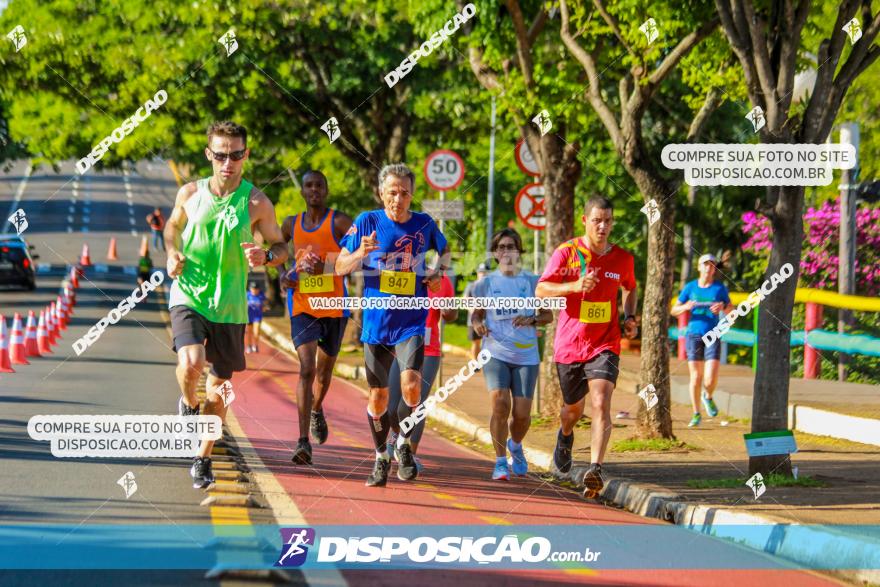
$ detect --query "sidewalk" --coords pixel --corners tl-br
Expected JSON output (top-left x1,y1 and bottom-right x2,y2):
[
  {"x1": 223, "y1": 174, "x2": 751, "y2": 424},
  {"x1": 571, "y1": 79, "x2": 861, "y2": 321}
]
[{"x1": 261, "y1": 316, "x2": 880, "y2": 584}]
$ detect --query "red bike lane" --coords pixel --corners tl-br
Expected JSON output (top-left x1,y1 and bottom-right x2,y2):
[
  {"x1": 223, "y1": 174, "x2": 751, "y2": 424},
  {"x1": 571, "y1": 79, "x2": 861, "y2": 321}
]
[{"x1": 227, "y1": 346, "x2": 842, "y2": 587}]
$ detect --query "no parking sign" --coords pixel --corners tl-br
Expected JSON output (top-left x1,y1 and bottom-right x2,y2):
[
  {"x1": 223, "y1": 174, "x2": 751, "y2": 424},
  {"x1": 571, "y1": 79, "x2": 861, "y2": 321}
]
[{"x1": 515, "y1": 183, "x2": 545, "y2": 230}]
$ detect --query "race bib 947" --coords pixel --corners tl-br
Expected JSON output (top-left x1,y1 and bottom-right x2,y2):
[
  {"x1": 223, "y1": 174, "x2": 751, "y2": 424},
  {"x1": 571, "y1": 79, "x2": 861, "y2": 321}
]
[{"x1": 380, "y1": 270, "x2": 416, "y2": 295}]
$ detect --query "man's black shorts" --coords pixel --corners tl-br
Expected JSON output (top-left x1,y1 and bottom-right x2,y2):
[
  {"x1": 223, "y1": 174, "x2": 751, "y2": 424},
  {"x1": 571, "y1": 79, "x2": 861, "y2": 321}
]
[
  {"x1": 556, "y1": 350, "x2": 620, "y2": 405},
  {"x1": 290, "y1": 313, "x2": 348, "y2": 357},
  {"x1": 364, "y1": 336, "x2": 424, "y2": 388},
  {"x1": 170, "y1": 305, "x2": 246, "y2": 380}
]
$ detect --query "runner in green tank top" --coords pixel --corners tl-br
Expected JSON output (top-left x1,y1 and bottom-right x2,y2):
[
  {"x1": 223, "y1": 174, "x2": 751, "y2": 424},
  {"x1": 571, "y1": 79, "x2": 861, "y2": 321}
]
[{"x1": 164, "y1": 121, "x2": 288, "y2": 489}]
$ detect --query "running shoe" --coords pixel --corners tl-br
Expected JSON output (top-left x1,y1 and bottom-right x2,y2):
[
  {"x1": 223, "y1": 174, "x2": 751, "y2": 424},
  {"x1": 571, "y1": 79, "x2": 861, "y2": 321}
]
[
  {"x1": 365, "y1": 456, "x2": 391, "y2": 487},
  {"x1": 310, "y1": 410, "x2": 329, "y2": 444},
  {"x1": 395, "y1": 443, "x2": 419, "y2": 481},
  {"x1": 508, "y1": 438, "x2": 528, "y2": 476},
  {"x1": 291, "y1": 438, "x2": 313, "y2": 465},
  {"x1": 582, "y1": 463, "x2": 604, "y2": 498},
  {"x1": 702, "y1": 392, "x2": 719, "y2": 418},
  {"x1": 492, "y1": 459, "x2": 510, "y2": 481},
  {"x1": 688, "y1": 413, "x2": 701, "y2": 427},
  {"x1": 190, "y1": 456, "x2": 214, "y2": 489},
  {"x1": 553, "y1": 429, "x2": 573, "y2": 474},
  {"x1": 178, "y1": 396, "x2": 199, "y2": 417}
]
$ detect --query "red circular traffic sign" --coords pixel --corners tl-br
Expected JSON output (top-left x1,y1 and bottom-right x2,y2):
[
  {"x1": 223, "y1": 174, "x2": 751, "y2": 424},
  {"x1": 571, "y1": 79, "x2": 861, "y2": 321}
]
[
  {"x1": 514, "y1": 139, "x2": 540, "y2": 177},
  {"x1": 423, "y1": 150, "x2": 465, "y2": 192},
  {"x1": 515, "y1": 182, "x2": 545, "y2": 230}
]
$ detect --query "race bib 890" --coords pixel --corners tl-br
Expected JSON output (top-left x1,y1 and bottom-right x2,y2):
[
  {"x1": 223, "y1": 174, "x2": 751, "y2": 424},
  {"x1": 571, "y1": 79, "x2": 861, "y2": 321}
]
[{"x1": 300, "y1": 273, "x2": 334, "y2": 294}]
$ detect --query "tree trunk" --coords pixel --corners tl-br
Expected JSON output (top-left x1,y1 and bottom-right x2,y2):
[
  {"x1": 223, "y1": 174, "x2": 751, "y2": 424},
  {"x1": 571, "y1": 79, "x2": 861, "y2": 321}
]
[
  {"x1": 535, "y1": 133, "x2": 580, "y2": 417},
  {"x1": 635, "y1": 179, "x2": 678, "y2": 439},
  {"x1": 749, "y1": 185, "x2": 803, "y2": 477}
]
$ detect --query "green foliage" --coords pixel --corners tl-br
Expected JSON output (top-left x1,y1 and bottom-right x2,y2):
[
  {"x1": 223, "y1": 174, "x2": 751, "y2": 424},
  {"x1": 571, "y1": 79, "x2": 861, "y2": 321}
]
[
  {"x1": 611, "y1": 437, "x2": 699, "y2": 452},
  {"x1": 685, "y1": 474, "x2": 823, "y2": 489}
]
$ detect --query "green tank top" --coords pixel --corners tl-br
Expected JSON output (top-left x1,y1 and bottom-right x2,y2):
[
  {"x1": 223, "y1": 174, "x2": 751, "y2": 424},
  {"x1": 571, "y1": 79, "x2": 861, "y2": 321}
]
[{"x1": 168, "y1": 177, "x2": 253, "y2": 323}]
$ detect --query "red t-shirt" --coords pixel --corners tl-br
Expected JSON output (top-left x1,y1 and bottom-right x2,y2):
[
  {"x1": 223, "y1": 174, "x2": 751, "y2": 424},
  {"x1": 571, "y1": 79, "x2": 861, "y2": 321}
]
[
  {"x1": 425, "y1": 275, "x2": 454, "y2": 357},
  {"x1": 538, "y1": 238, "x2": 636, "y2": 363}
]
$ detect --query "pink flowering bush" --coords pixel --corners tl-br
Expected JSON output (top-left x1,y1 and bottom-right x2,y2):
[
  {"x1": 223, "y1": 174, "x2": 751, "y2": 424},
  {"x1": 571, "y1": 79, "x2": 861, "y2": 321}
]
[{"x1": 741, "y1": 200, "x2": 880, "y2": 296}]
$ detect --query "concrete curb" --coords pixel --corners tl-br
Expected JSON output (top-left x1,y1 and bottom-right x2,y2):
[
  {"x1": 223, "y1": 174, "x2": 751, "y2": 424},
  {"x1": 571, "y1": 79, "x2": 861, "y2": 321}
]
[{"x1": 260, "y1": 320, "x2": 879, "y2": 582}]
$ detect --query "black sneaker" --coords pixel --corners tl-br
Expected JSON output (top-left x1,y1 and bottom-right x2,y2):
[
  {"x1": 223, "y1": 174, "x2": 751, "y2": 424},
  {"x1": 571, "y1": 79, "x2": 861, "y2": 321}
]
[
  {"x1": 395, "y1": 443, "x2": 418, "y2": 481},
  {"x1": 178, "y1": 396, "x2": 200, "y2": 417},
  {"x1": 583, "y1": 463, "x2": 605, "y2": 498},
  {"x1": 553, "y1": 429, "x2": 573, "y2": 474},
  {"x1": 190, "y1": 456, "x2": 214, "y2": 489},
  {"x1": 310, "y1": 410, "x2": 329, "y2": 445},
  {"x1": 291, "y1": 438, "x2": 313, "y2": 465},
  {"x1": 365, "y1": 456, "x2": 391, "y2": 487}
]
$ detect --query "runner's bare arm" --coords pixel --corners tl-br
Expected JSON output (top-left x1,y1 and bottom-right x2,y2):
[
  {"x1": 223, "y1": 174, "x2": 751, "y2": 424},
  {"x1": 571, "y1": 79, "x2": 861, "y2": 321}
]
[
  {"x1": 535, "y1": 279, "x2": 578, "y2": 298},
  {"x1": 424, "y1": 245, "x2": 451, "y2": 292},
  {"x1": 245, "y1": 189, "x2": 288, "y2": 267},
  {"x1": 336, "y1": 230, "x2": 378, "y2": 276},
  {"x1": 164, "y1": 182, "x2": 197, "y2": 277},
  {"x1": 333, "y1": 211, "x2": 354, "y2": 243},
  {"x1": 671, "y1": 299, "x2": 696, "y2": 316},
  {"x1": 472, "y1": 308, "x2": 489, "y2": 336},
  {"x1": 622, "y1": 285, "x2": 639, "y2": 338}
]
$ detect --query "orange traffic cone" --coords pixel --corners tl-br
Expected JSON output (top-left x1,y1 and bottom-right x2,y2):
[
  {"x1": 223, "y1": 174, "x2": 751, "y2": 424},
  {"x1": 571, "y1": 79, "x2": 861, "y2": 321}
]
[
  {"x1": 25, "y1": 310, "x2": 40, "y2": 358},
  {"x1": 107, "y1": 237, "x2": 118, "y2": 261},
  {"x1": 139, "y1": 235, "x2": 149, "y2": 257},
  {"x1": 80, "y1": 243, "x2": 92, "y2": 267},
  {"x1": 70, "y1": 266, "x2": 80, "y2": 289},
  {"x1": 56, "y1": 296, "x2": 67, "y2": 331},
  {"x1": 9, "y1": 313, "x2": 29, "y2": 365},
  {"x1": 0, "y1": 316, "x2": 14, "y2": 373},
  {"x1": 37, "y1": 310, "x2": 51, "y2": 355},
  {"x1": 62, "y1": 291, "x2": 72, "y2": 325},
  {"x1": 47, "y1": 304, "x2": 58, "y2": 346}
]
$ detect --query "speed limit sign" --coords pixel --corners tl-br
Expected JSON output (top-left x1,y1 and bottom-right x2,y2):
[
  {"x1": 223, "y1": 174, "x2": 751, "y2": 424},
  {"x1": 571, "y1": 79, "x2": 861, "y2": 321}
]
[
  {"x1": 514, "y1": 139, "x2": 540, "y2": 177},
  {"x1": 424, "y1": 150, "x2": 465, "y2": 191}
]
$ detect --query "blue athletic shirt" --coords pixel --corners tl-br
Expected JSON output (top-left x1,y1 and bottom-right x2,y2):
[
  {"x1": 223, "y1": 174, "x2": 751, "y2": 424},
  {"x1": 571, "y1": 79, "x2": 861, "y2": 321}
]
[
  {"x1": 341, "y1": 209, "x2": 447, "y2": 345},
  {"x1": 677, "y1": 280, "x2": 731, "y2": 336},
  {"x1": 472, "y1": 270, "x2": 540, "y2": 365}
]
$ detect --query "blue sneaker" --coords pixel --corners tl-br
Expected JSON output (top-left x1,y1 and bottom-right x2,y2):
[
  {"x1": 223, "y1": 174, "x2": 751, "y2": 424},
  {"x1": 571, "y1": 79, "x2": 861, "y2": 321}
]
[
  {"x1": 492, "y1": 459, "x2": 509, "y2": 481},
  {"x1": 688, "y1": 413, "x2": 701, "y2": 427},
  {"x1": 507, "y1": 439, "x2": 528, "y2": 476},
  {"x1": 702, "y1": 393, "x2": 719, "y2": 418}
]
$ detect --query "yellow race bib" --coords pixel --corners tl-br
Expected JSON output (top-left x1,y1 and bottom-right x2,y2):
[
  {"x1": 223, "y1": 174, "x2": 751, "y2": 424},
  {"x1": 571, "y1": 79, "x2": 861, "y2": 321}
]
[
  {"x1": 380, "y1": 270, "x2": 416, "y2": 295},
  {"x1": 579, "y1": 300, "x2": 611, "y2": 324},
  {"x1": 300, "y1": 273, "x2": 334, "y2": 294}
]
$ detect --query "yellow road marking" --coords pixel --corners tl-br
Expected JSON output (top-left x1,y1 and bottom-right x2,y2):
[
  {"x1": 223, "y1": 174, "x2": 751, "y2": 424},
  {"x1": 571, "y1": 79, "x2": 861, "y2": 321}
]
[{"x1": 478, "y1": 515, "x2": 512, "y2": 525}]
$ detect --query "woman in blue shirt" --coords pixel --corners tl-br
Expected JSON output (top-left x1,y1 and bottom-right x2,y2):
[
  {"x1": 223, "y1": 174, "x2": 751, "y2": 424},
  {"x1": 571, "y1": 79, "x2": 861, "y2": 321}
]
[{"x1": 671, "y1": 254, "x2": 733, "y2": 427}]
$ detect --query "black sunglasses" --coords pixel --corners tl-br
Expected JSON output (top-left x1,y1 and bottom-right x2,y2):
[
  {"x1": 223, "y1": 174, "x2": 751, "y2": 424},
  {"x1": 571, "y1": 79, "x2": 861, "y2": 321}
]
[{"x1": 208, "y1": 148, "x2": 247, "y2": 162}]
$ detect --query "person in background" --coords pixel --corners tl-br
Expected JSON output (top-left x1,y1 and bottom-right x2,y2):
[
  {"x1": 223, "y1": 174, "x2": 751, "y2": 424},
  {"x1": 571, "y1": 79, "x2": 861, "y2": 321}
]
[
  {"x1": 245, "y1": 281, "x2": 268, "y2": 353},
  {"x1": 671, "y1": 253, "x2": 734, "y2": 427},
  {"x1": 146, "y1": 207, "x2": 166, "y2": 252},
  {"x1": 137, "y1": 249, "x2": 153, "y2": 286},
  {"x1": 464, "y1": 263, "x2": 489, "y2": 361}
]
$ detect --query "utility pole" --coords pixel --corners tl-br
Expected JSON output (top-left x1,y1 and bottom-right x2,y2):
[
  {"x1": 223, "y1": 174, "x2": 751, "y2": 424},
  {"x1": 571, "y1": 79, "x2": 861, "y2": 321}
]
[{"x1": 838, "y1": 123, "x2": 859, "y2": 382}]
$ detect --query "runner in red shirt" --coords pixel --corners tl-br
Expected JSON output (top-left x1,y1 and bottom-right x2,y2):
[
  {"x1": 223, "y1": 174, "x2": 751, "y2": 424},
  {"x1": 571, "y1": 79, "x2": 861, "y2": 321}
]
[{"x1": 536, "y1": 196, "x2": 638, "y2": 498}]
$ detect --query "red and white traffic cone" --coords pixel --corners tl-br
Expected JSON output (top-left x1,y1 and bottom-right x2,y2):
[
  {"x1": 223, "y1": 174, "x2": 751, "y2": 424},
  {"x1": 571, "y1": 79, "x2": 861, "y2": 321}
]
[
  {"x1": 56, "y1": 296, "x2": 67, "y2": 331},
  {"x1": 70, "y1": 266, "x2": 80, "y2": 289},
  {"x1": 80, "y1": 243, "x2": 92, "y2": 267},
  {"x1": 37, "y1": 310, "x2": 51, "y2": 355},
  {"x1": 47, "y1": 304, "x2": 58, "y2": 346},
  {"x1": 25, "y1": 310, "x2": 40, "y2": 358},
  {"x1": 0, "y1": 316, "x2": 14, "y2": 373},
  {"x1": 9, "y1": 313, "x2": 29, "y2": 365}
]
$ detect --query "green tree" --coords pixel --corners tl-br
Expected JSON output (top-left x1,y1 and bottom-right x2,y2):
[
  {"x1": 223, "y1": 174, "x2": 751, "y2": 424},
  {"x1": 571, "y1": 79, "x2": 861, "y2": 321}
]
[{"x1": 715, "y1": 0, "x2": 880, "y2": 477}]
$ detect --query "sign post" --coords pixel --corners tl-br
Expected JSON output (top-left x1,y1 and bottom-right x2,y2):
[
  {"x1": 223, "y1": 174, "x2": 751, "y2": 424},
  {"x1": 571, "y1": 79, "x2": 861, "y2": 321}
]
[
  {"x1": 514, "y1": 181, "x2": 545, "y2": 412},
  {"x1": 423, "y1": 149, "x2": 466, "y2": 391}
]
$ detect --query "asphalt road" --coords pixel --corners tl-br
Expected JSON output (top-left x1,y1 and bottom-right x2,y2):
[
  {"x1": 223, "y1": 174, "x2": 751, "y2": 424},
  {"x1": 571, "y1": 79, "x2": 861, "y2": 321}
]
[{"x1": 0, "y1": 160, "x2": 847, "y2": 586}]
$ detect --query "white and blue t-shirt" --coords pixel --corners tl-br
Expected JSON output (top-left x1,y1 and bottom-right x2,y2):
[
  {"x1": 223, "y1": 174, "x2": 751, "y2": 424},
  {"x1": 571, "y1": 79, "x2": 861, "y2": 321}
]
[
  {"x1": 341, "y1": 209, "x2": 447, "y2": 345},
  {"x1": 472, "y1": 270, "x2": 540, "y2": 365},
  {"x1": 677, "y1": 279, "x2": 731, "y2": 336}
]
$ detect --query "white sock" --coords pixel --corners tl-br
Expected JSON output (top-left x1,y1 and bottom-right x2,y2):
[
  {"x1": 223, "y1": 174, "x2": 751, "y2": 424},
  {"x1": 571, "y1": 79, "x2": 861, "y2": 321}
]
[
  {"x1": 376, "y1": 450, "x2": 390, "y2": 460},
  {"x1": 396, "y1": 435, "x2": 411, "y2": 449}
]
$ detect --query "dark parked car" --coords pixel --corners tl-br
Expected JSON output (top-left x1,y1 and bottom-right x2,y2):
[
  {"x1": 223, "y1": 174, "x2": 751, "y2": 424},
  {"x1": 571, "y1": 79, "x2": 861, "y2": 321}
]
[{"x1": 0, "y1": 235, "x2": 38, "y2": 290}]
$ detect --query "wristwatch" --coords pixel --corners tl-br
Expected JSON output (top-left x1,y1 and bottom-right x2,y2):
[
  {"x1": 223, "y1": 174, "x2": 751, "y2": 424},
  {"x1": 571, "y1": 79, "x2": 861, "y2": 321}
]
[
  {"x1": 624, "y1": 314, "x2": 636, "y2": 322},
  {"x1": 264, "y1": 249, "x2": 275, "y2": 266}
]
